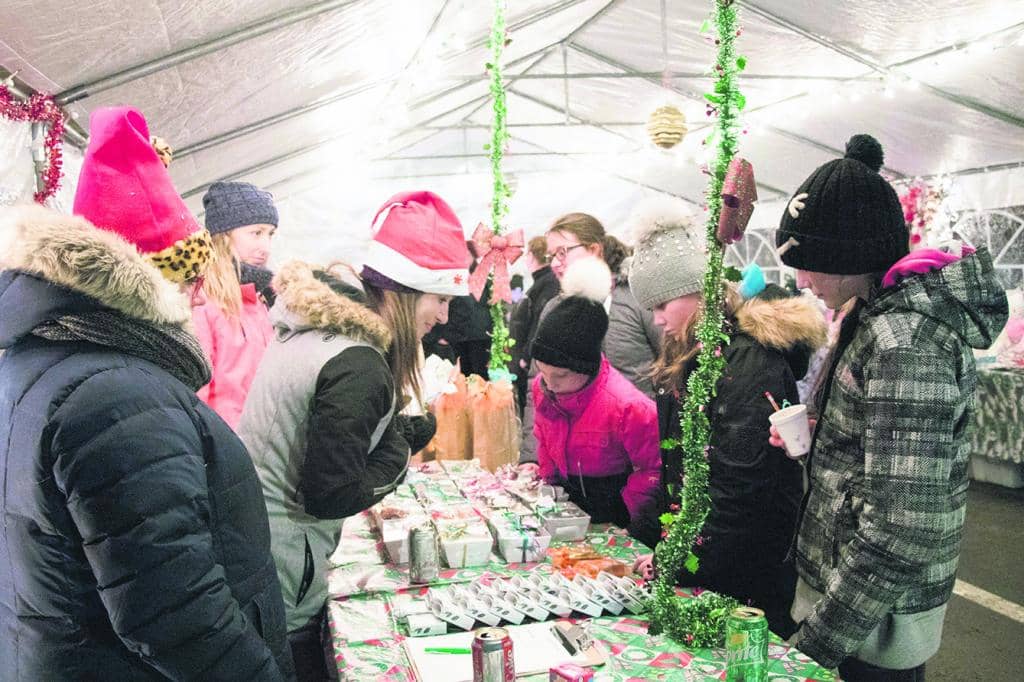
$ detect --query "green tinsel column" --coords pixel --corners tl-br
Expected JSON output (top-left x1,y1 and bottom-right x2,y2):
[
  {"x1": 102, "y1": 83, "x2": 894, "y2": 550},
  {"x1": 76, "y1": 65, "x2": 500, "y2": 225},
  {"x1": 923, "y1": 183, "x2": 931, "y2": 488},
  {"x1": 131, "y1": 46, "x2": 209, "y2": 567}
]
[{"x1": 647, "y1": 0, "x2": 749, "y2": 647}]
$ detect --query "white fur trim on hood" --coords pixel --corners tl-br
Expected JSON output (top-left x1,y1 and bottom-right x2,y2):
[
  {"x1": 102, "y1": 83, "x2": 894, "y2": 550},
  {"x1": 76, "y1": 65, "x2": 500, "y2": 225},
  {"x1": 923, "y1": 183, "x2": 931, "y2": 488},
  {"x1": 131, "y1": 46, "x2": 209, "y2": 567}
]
[{"x1": 0, "y1": 203, "x2": 192, "y2": 326}]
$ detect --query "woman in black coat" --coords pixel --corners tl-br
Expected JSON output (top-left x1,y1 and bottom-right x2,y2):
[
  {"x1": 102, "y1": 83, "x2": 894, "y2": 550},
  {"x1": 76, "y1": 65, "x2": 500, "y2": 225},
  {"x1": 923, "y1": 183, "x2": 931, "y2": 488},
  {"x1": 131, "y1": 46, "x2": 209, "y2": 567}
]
[
  {"x1": 626, "y1": 198, "x2": 826, "y2": 637},
  {"x1": 0, "y1": 203, "x2": 294, "y2": 673}
]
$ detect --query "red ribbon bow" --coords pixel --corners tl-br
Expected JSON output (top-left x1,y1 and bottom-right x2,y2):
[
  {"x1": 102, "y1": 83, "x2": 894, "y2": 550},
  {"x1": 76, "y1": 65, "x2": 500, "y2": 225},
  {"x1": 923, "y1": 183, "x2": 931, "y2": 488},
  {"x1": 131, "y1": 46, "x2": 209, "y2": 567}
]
[
  {"x1": 468, "y1": 223, "x2": 525, "y2": 304},
  {"x1": 717, "y1": 157, "x2": 757, "y2": 245}
]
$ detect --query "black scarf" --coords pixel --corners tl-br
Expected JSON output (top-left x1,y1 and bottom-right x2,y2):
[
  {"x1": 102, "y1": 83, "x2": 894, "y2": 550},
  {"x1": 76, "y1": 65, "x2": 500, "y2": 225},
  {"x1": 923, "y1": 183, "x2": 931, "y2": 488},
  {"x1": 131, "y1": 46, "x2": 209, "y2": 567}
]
[
  {"x1": 239, "y1": 262, "x2": 276, "y2": 307},
  {"x1": 32, "y1": 310, "x2": 212, "y2": 390}
]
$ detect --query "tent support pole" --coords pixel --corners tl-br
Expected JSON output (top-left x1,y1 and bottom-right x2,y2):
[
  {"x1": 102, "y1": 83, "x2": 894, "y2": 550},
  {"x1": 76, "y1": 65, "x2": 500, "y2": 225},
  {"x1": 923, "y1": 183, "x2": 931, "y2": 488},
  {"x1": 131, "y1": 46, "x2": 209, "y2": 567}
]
[
  {"x1": 54, "y1": 0, "x2": 591, "y2": 106},
  {"x1": 568, "y1": 41, "x2": 905, "y2": 178},
  {"x1": 736, "y1": 1, "x2": 1024, "y2": 130},
  {"x1": 30, "y1": 122, "x2": 47, "y2": 194},
  {"x1": 175, "y1": 78, "x2": 390, "y2": 159},
  {"x1": 454, "y1": 0, "x2": 625, "y2": 126},
  {"x1": 177, "y1": 43, "x2": 554, "y2": 160},
  {"x1": 447, "y1": 71, "x2": 881, "y2": 81},
  {"x1": 506, "y1": 86, "x2": 641, "y2": 148},
  {"x1": 508, "y1": 86, "x2": 790, "y2": 197},
  {"x1": 179, "y1": 0, "x2": 453, "y2": 160},
  {"x1": 179, "y1": 60, "x2": 538, "y2": 200},
  {"x1": 562, "y1": 43, "x2": 571, "y2": 124},
  {"x1": 2, "y1": 69, "x2": 88, "y2": 147},
  {"x1": 54, "y1": 0, "x2": 368, "y2": 105}
]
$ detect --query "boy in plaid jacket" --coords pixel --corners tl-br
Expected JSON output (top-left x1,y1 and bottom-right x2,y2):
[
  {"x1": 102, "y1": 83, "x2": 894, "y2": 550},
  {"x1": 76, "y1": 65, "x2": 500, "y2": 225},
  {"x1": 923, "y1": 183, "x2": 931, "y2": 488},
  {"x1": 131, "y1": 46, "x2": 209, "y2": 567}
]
[{"x1": 772, "y1": 135, "x2": 1008, "y2": 681}]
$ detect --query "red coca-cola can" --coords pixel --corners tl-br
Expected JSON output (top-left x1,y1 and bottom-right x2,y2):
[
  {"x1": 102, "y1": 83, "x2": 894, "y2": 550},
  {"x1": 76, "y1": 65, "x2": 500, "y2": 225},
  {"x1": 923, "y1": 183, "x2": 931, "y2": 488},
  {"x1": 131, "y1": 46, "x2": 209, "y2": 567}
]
[{"x1": 472, "y1": 627, "x2": 515, "y2": 682}]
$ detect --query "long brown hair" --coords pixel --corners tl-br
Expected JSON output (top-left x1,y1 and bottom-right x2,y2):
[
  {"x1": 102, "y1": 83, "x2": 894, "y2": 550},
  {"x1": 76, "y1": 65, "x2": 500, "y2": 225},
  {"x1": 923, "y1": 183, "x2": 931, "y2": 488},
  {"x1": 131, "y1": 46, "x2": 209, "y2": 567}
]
[
  {"x1": 200, "y1": 233, "x2": 243, "y2": 318},
  {"x1": 547, "y1": 212, "x2": 632, "y2": 275},
  {"x1": 651, "y1": 285, "x2": 742, "y2": 392},
  {"x1": 362, "y1": 282, "x2": 423, "y2": 408}
]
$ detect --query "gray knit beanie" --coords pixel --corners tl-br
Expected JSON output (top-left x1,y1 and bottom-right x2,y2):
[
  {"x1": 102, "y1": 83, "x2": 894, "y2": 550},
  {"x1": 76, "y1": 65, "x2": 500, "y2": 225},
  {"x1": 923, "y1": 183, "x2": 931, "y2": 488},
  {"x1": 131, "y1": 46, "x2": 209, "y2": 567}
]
[
  {"x1": 203, "y1": 181, "x2": 279, "y2": 235},
  {"x1": 627, "y1": 196, "x2": 706, "y2": 310}
]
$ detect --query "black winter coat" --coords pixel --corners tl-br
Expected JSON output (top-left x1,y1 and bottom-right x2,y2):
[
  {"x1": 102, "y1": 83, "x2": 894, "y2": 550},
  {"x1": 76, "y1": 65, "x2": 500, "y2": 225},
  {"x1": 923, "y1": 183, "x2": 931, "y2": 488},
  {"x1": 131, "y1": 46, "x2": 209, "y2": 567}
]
[
  {"x1": 0, "y1": 207, "x2": 294, "y2": 680},
  {"x1": 629, "y1": 292, "x2": 826, "y2": 637},
  {"x1": 510, "y1": 265, "x2": 560, "y2": 370}
]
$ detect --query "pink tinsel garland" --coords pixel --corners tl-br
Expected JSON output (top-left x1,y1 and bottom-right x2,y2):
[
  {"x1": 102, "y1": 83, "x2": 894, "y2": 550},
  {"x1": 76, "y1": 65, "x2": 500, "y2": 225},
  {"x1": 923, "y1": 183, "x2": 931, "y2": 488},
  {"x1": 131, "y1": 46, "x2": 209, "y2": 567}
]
[
  {"x1": 0, "y1": 84, "x2": 66, "y2": 203},
  {"x1": 898, "y1": 179, "x2": 945, "y2": 247}
]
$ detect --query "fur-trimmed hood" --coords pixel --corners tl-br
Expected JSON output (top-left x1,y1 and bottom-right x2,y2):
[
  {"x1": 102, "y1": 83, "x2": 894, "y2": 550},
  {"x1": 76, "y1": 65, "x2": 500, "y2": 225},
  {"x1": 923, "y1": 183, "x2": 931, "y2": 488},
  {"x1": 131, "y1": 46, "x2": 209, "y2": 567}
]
[
  {"x1": 735, "y1": 291, "x2": 828, "y2": 355},
  {"x1": 270, "y1": 260, "x2": 391, "y2": 350},
  {"x1": 0, "y1": 205, "x2": 193, "y2": 347}
]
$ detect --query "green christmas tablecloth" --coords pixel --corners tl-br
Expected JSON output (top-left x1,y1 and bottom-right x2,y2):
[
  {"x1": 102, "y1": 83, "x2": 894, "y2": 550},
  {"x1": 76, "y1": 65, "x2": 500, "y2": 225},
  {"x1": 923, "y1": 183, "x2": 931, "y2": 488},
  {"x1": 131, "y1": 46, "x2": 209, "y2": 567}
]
[
  {"x1": 326, "y1": 518, "x2": 835, "y2": 681},
  {"x1": 971, "y1": 367, "x2": 1024, "y2": 463}
]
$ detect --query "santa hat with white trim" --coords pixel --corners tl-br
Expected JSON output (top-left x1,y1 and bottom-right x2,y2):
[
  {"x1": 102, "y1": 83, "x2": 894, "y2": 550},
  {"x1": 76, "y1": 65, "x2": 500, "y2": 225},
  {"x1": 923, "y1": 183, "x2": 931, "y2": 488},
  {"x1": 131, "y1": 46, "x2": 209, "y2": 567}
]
[{"x1": 361, "y1": 191, "x2": 472, "y2": 296}]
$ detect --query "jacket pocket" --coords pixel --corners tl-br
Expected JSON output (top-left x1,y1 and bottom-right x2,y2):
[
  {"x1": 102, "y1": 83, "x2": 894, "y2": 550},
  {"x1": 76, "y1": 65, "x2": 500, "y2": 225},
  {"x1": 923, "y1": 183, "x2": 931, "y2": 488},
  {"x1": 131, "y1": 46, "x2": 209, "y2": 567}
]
[
  {"x1": 712, "y1": 401, "x2": 771, "y2": 469},
  {"x1": 295, "y1": 534, "x2": 315, "y2": 607},
  {"x1": 252, "y1": 586, "x2": 286, "y2": 641},
  {"x1": 831, "y1": 490, "x2": 853, "y2": 569}
]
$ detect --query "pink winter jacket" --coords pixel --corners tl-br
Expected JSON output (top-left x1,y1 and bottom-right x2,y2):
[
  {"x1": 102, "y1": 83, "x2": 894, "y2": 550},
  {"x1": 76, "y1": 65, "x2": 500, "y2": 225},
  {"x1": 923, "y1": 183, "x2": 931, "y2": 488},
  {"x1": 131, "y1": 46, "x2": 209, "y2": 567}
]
[
  {"x1": 193, "y1": 283, "x2": 273, "y2": 429},
  {"x1": 533, "y1": 357, "x2": 660, "y2": 523}
]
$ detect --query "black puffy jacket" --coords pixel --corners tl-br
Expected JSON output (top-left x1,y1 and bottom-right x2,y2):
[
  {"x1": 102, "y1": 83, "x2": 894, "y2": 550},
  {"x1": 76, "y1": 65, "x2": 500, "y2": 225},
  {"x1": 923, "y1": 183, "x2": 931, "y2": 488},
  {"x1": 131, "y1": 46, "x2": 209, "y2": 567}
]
[
  {"x1": 0, "y1": 207, "x2": 294, "y2": 680},
  {"x1": 630, "y1": 291, "x2": 826, "y2": 637}
]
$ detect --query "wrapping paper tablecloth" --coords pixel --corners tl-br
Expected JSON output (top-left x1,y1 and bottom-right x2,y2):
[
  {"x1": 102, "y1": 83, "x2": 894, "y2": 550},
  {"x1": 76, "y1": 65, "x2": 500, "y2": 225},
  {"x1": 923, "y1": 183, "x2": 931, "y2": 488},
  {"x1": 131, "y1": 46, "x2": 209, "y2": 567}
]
[
  {"x1": 326, "y1": 520, "x2": 835, "y2": 681},
  {"x1": 327, "y1": 593, "x2": 837, "y2": 681},
  {"x1": 327, "y1": 519, "x2": 641, "y2": 598}
]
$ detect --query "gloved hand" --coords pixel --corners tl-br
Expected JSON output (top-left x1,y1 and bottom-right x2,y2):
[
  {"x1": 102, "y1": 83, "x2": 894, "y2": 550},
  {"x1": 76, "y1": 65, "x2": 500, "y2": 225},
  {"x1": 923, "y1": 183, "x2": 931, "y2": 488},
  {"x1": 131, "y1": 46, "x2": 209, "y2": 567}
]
[{"x1": 394, "y1": 413, "x2": 437, "y2": 453}]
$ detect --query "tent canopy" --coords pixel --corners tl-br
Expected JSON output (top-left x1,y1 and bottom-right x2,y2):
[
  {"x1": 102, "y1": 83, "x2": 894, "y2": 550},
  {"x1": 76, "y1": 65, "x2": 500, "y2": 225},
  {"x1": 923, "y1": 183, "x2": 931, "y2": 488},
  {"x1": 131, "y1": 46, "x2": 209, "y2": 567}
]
[{"x1": 3, "y1": 0, "x2": 1023, "y2": 267}]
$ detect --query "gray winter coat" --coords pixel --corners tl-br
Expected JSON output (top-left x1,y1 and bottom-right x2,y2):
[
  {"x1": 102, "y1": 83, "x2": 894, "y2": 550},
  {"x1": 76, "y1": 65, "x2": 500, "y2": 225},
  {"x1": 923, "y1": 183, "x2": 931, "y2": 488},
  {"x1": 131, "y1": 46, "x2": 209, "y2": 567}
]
[
  {"x1": 239, "y1": 262, "x2": 410, "y2": 633},
  {"x1": 606, "y1": 276, "x2": 662, "y2": 399},
  {"x1": 792, "y1": 248, "x2": 1008, "y2": 669}
]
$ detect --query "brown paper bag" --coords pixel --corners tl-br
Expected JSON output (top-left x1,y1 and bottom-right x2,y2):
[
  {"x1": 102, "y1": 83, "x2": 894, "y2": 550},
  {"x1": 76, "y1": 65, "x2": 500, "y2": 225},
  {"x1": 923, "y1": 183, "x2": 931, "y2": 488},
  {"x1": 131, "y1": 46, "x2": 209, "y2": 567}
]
[
  {"x1": 470, "y1": 378, "x2": 520, "y2": 472},
  {"x1": 425, "y1": 373, "x2": 473, "y2": 460}
]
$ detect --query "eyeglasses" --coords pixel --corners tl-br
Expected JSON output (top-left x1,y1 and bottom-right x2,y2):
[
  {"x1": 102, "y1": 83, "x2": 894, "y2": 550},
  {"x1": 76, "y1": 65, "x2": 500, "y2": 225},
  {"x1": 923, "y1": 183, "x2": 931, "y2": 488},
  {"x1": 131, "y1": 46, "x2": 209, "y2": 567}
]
[{"x1": 545, "y1": 244, "x2": 586, "y2": 263}]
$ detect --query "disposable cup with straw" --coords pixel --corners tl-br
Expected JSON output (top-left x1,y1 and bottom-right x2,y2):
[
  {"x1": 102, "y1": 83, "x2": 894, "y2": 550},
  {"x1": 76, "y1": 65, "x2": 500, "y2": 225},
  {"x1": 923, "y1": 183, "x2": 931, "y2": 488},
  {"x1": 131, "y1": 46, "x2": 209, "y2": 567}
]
[{"x1": 766, "y1": 392, "x2": 812, "y2": 459}]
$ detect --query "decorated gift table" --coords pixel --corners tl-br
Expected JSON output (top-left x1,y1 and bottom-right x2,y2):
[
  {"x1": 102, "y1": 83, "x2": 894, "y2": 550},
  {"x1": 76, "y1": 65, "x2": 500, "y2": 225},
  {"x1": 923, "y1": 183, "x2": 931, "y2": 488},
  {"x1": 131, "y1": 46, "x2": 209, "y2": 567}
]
[
  {"x1": 327, "y1": 588, "x2": 836, "y2": 681},
  {"x1": 969, "y1": 366, "x2": 1024, "y2": 487},
  {"x1": 324, "y1": 463, "x2": 835, "y2": 681}
]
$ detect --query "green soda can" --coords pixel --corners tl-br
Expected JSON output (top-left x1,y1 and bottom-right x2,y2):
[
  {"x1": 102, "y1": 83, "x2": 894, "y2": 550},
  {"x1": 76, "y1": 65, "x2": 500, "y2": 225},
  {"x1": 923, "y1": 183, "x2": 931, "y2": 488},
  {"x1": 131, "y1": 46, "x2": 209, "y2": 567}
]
[{"x1": 725, "y1": 606, "x2": 768, "y2": 682}]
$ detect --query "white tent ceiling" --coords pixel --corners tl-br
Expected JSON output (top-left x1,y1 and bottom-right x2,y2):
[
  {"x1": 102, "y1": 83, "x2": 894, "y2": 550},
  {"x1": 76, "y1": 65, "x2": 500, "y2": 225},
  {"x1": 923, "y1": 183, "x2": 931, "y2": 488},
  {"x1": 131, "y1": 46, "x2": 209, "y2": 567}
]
[{"x1": 3, "y1": 0, "x2": 1024, "y2": 267}]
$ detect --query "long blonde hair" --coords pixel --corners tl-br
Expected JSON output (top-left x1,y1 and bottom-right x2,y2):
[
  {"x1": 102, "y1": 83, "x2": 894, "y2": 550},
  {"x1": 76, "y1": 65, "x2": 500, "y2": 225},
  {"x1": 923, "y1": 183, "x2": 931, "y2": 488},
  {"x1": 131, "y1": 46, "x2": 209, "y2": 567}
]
[
  {"x1": 362, "y1": 282, "x2": 423, "y2": 408},
  {"x1": 201, "y1": 233, "x2": 243, "y2": 317},
  {"x1": 651, "y1": 284, "x2": 742, "y2": 393}
]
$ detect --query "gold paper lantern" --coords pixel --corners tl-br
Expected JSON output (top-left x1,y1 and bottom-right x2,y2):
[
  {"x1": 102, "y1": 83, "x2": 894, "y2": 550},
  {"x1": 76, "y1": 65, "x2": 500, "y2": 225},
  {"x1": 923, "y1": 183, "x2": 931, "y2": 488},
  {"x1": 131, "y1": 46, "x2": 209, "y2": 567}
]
[{"x1": 647, "y1": 105, "x2": 688, "y2": 149}]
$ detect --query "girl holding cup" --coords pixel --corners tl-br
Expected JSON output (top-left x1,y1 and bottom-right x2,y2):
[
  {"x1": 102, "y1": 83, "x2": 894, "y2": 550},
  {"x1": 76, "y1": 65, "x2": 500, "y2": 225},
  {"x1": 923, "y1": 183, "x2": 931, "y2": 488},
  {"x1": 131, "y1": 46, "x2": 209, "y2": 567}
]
[
  {"x1": 626, "y1": 197, "x2": 826, "y2": 638},
  {"x1": 771, "y1": 135, "x2": 1008, "y2": 679}
]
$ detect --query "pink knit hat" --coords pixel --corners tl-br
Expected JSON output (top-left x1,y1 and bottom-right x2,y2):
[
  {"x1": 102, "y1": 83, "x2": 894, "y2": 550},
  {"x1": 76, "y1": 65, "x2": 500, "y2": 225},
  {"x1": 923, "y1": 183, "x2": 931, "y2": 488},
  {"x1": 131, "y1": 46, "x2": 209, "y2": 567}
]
[
  {"x1": 73, "y1": 106, "x2": 211, "y2": 283},
  {"x1": 361, "y1": 191, "x2": 471, "y2": 296}
]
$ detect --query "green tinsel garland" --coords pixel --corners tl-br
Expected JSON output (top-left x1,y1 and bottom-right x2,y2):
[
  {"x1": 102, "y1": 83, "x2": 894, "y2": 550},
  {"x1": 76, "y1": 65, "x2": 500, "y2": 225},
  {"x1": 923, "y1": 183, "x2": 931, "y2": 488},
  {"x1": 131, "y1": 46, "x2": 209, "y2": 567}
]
[
  {"x1": 484, "y1": 0, "x2": 515, "y2": 381},
  {"x1": 646, "y1": 0, "x2": 747, "y2": 647}
]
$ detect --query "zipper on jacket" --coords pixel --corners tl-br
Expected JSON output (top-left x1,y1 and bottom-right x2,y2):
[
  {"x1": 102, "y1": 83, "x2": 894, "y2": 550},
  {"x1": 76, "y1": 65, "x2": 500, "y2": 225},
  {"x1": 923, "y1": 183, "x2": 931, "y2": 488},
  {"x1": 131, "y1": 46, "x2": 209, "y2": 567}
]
[
  {"x1": 785, "y1": 300, "x2": 864, "y2": 562},
  {"x1": 556, "y1": 400, "x2": 584, "y2": 499}
]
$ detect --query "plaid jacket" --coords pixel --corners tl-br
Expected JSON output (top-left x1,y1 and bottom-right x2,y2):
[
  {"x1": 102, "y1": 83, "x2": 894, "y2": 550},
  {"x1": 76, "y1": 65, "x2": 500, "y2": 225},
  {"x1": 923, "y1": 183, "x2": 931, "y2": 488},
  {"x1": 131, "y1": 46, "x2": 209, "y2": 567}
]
[{"x1": 794, "y1": 248, "x2": 1008, "y2": 668}]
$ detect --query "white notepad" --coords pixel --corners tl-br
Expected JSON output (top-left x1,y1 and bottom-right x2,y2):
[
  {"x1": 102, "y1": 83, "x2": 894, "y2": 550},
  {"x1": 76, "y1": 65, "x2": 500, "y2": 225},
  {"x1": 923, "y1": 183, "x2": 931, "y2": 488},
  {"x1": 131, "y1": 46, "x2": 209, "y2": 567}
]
[{"x1": 404, "y1": 622, "x2": 600, "y2": 681}]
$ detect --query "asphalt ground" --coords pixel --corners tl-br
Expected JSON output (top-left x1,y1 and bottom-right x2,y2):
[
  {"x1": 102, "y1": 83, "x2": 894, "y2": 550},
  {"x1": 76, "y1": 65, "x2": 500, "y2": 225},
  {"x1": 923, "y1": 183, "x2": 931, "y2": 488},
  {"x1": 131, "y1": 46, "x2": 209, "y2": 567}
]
[{"x1": 929, "y1": 482, "x2": 1024, "y2": 681}]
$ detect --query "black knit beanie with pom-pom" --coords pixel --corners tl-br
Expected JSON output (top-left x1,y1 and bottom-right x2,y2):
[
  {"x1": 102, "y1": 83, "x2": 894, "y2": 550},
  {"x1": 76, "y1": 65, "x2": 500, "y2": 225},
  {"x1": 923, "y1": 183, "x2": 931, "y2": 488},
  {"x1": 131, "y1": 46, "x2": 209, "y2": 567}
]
[{"x1": 775, "y1": 134, "x2": 908, "y2": 274}]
